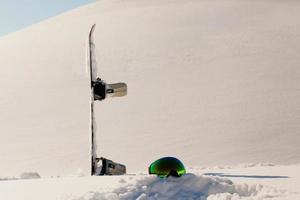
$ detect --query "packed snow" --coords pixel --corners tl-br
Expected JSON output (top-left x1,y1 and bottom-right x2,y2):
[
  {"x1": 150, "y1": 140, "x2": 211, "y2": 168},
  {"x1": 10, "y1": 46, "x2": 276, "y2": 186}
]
[{"x1": 0, "y1": 0, "x2": 300, "y2": 199}]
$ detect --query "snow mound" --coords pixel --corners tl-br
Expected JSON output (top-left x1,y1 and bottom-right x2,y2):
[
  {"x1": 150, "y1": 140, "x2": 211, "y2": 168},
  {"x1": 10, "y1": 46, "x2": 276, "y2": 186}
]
[
  {"x1": 19, "y1": 172, "x2": 41, "y2": 179},
  {"x1": 72, "y1": 174, "x2": 286, "y2": 200},
  {"x1": 0, "y1": 172, "x2": 40, "y2": 181},
  {"x1": 0, "y1": 177, "x2": 17, "y2": 181}
]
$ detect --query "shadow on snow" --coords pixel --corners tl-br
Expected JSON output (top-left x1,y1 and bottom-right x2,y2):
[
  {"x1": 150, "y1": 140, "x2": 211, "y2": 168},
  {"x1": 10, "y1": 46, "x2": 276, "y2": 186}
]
[{"x1": 204, "y1": 173, "x2": 289, "y2": 179}]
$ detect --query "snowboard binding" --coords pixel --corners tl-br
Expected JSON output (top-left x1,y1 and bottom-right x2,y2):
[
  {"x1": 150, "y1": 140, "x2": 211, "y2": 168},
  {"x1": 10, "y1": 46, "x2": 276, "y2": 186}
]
[
  {"x1": 93, "y1": 77, "x2": 127, "y2": 101},
  {"x1": 94, "y1": 157, "x2": 126, "y2": 176}
]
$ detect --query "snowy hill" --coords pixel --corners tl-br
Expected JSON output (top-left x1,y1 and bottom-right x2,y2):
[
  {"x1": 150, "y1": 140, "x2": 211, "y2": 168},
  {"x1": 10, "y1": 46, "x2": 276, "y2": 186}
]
[{"x1": 0, "y1": 0, "x2": 300, "y2": 178}]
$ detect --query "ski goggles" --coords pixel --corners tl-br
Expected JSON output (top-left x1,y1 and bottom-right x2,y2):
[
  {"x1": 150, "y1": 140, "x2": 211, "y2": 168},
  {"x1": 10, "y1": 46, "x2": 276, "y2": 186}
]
[{"x1": 148, "y1": 157, "x2": 186, "y2": 178}]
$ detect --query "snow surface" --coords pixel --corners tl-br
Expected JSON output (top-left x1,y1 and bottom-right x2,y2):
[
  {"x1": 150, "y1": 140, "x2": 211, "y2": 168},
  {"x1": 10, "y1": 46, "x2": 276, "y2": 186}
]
[
  {"x1": 0, "y1": 0, "x2": 300, "y2": 199},
  {"x1": 0, "y1": 164, "x2": 299, "y2": 200},
  {"x1": 0, "y1": 0, "x2": 299, "y2": 177},
  {"x1": 0, "y1": 172, "x2": 40, "y2": 181}
]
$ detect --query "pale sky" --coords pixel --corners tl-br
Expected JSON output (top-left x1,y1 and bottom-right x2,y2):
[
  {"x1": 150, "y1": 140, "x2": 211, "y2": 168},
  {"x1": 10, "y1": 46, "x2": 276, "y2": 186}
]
[{"x1": 0, "y1": 0, "x2": 96, "y2": 37}]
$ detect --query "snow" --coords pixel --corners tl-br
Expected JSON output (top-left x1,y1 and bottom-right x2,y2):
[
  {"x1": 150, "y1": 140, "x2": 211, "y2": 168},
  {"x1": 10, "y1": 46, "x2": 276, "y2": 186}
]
[
  {"x1": 0, "y1": 172, "x2": 40, "y2": 181},
  {"x1": 0, "y1": 164, "x2": 299, "y2": 200},
  {"x1": 71, "y1": 164, "x2": 300, "y2": 200},
  {"x1": 19, "y1": 172, "x2": 41, "y2": 180},
  {"x1": 73, "y1": 174, "x2": 261, "y2": 200},
  {"x1": 0, "y1": 0, "x2": 300, "y2": 199},
  {"x1": 0, "y1": 0, "x2": 299, "y2": 177}
]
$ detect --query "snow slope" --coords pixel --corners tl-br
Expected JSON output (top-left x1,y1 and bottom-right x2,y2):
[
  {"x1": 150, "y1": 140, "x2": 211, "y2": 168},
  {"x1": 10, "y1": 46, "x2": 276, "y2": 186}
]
[{"x1": 0, "y1": 0, "x2": 300, "y2": 177}]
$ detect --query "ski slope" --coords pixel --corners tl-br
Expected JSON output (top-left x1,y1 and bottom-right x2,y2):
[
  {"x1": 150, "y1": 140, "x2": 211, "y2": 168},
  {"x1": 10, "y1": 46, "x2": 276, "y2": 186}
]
[{"x1": 0, "y1": 1, "x2": 300, "y2": 198}]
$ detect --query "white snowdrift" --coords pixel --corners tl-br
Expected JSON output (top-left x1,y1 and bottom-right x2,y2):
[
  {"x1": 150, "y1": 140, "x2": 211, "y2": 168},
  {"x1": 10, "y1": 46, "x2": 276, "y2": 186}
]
[
  {"x1": 0, "y1": 172, "x2": 40, "y2": 181},
  {"x1": 0, "y1": 165, "x2": 298, "y2": 200},
  {"x1": 19, "y1": 172, "x2": 41, "y2": 180},
  {"x1": 71, "y1": 174, "x2": 285, "y2": 200}
]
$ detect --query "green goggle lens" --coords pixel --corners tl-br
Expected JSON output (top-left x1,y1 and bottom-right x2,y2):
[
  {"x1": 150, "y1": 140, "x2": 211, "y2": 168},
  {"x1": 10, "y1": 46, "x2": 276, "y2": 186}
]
[{"x1": 148, "y1": 157, "x2": 186, "y2": 178}]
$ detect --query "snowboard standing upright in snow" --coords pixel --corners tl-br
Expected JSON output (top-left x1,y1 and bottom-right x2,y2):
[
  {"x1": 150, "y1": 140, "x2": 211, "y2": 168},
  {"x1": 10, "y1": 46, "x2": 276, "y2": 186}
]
[{"x1": 87, "y1": 24, "x2": 127, "y2": 176}]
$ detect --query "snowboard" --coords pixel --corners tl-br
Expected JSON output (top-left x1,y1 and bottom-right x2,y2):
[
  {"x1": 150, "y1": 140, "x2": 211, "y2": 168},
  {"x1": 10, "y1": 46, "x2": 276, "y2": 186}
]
[
  {"x1": 88, "y1": 24, "x2": 98, "y2": 175},
  {"x1": 87, "y1": 24, "x2": 127, "y2": 176}
]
